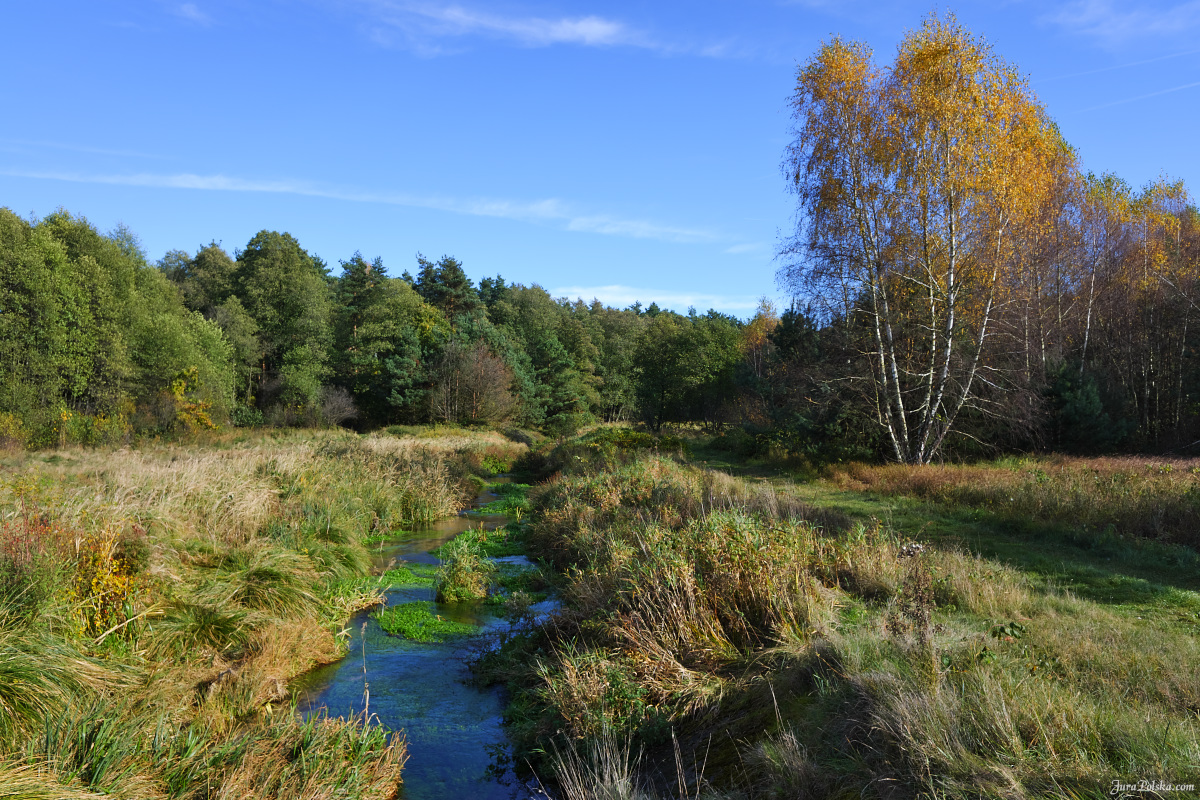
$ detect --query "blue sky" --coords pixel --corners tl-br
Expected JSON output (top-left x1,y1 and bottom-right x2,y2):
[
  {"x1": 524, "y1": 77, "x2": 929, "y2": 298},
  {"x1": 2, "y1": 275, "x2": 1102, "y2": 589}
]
[{"x1": 2, "y1": 1, "x2": 1198, "y2": 317}]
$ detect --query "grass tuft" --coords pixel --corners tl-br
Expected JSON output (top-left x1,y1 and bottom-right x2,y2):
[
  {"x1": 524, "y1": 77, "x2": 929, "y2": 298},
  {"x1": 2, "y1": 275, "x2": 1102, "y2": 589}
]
[{"x1": 435, "y1": 536, "x2": 497, "y2": 603}]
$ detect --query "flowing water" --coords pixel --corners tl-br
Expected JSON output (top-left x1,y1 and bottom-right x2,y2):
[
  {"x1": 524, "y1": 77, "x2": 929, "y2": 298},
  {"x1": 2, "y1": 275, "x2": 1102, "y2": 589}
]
[{"x1": 294, "y1": 483, "x2": 545, "y2": 800}]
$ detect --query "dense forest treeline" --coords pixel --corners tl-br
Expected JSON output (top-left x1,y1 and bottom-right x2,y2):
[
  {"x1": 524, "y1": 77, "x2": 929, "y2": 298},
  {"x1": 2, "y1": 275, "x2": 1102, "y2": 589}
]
[
  {"x1": 0, "y1": 208, "x2": 754, "y2": 447},
  {"x1": 1, "y1": 177, "x2": 1199, "y2": 461}
]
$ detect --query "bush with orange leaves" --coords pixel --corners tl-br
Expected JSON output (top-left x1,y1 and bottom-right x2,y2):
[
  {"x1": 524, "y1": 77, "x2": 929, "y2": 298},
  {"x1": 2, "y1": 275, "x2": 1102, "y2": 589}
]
[{"x1": 0, "y1": 511, "x2": 75, "y2": 619}]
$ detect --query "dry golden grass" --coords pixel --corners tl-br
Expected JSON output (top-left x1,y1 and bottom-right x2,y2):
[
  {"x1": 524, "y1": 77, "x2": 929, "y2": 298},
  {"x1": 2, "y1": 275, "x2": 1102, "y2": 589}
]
[
  {"x1": 504, "y1": 447, "x2": 1200, "y2": 799},
  {"x1": 828, "y1": 455, "x2": 1200, "y2": 546},
  {"x1": 0, "y1": 761, "x2": 111, "y2": 799}
]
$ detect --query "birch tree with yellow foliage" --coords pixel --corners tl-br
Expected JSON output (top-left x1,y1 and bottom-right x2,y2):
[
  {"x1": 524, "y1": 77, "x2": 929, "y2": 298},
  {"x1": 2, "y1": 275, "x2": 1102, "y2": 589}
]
[{"x1": 779, "y1": 14, "x2": 1066, "y2": 463}]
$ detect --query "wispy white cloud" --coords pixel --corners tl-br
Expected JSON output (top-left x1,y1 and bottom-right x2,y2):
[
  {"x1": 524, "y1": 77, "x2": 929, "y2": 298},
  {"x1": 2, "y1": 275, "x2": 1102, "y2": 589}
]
[
  {"x1": 0, "y1": 168, "x2": 716, "y2": 244},
  {"x1": 1081, "y1": 78, "x2": 1200, "y2": 109},
  {"x1": 417, "y1": 5, "x2": 632, "y2": 46},
  {"x1": 723, "y1": 242, "x2": 768, "y2": 255},
  {"x1": 1045, "y1": 0, "x2": 1200, "y2": 44},
  {"x1": 174, "y1": 3, "x2": 211, "y2": 24},
  {"x1": 360, "y1": 1, "x2": 648, "y2": 50},
  {"x1": 549, "y1": 284, "x2": 761, "y2": 313},
  {"x1": 565, "y1": 215, "x2": 715, "y2": 241},
  {"x1": 1042, "y1": 47, "x2": 1200, "y2": 80},
  {"x1": 355, "y1": 1, "x2": 725, "y2": 56}
]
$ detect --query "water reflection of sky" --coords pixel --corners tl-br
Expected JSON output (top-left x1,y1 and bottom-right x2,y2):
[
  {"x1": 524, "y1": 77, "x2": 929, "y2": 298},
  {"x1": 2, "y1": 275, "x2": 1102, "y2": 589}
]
[
  {"x1": 293, "y1": 487, "x2": 544, "y2": 800},
  {"x1": 295, "y1": 606, "x2": 519, "y2": 800}
]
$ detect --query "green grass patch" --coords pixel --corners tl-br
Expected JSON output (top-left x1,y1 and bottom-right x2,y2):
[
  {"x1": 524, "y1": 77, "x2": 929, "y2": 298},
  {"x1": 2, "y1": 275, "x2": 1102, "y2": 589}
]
[
  {"x1": 371, "y1": 601, "x2": 479, "y2": 642},
  {"x1": 788, "y1": 482, "x2": 1200, "y2": 618},
  {"x1": 432, "y1": 522, "x2": 528, "y2": 559},
  {"x1": 472, "y1": 483, "x2": 531, "y2": 516}
]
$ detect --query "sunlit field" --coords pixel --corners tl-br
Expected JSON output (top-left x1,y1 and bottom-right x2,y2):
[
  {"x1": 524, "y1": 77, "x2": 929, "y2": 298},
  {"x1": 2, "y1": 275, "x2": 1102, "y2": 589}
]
[{"x1": 479, "y1": 431, "x2": 1200, "y2": 799}]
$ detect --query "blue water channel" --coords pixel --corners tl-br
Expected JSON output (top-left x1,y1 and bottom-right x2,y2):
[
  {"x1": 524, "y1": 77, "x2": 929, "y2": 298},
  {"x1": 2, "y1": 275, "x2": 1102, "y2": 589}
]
[{"x1": 293, "y1": 484, "x2": 546, "y2": 800}]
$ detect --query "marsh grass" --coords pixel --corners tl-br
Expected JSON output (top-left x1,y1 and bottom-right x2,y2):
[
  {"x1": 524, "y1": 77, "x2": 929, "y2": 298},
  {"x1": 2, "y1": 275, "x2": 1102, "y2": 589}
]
[
  {"x1": 0, "y1": 616, "x2": 118, "y2": 744},
  {"x1": 828, "y1": 456, "x2": 1200, "y2": 548},
  {"x1": 547, "y1": 729, "x2": 651, "y2": 800},
  {"x1": 0, "y1": 426, "x2": 520, "y2": 796},
  {"x1": 490, "y1": 443, "x2": 1200, "y2": 800},
  {"x1": 435, "y1": 535, "x2": 497, "y2": 602},
  {"x1": 0, "y1": 762, "x2": 110, "y2": 799}
]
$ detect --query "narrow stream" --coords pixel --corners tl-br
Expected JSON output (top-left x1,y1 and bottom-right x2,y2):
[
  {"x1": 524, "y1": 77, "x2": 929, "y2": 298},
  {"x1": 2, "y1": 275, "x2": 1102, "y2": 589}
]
[{"x1": 293, "y1": 482, "x2": 542, "y2": 800}]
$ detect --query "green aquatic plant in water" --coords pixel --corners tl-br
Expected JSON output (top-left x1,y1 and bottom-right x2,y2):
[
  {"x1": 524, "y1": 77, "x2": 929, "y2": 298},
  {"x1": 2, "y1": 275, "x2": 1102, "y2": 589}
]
[
  {"x1": 485, "y1": 562, "x2": 549, "y2": 605},
  {"x1": 372, "y1": 602, "x2": 479, "y2": 642},
  {"x1": 328, "y1": 562, "x2": 438, "y2": 603},
  {"x1": 472, "y1": 483, "x2": 531, "y2": 516},
  {"x1": 363, "y1": 530, "x2": 415, "y2": 546},
  {"x1": 379, "y1": 563, "x2": 438, "y2": 590}
]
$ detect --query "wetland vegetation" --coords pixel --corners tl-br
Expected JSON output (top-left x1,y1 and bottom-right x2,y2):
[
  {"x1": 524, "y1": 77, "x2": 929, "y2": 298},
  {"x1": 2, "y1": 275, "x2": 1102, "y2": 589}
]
[
  {"x1": 0, "y1": 427, "x2": 525, "y2": 798},
  {"x1": 2, "y1": 421, "x2": 1197, "y2": 799},
  {"x1": 477, "y1": 429, "x2": 1200, "y2": 800}
]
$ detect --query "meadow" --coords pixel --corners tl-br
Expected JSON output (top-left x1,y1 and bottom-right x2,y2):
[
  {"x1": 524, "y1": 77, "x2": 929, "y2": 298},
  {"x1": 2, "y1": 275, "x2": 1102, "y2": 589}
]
[
  {"x1": 481, "y1": 431, "x2": 1200, "y2": 800},
  {"x1": 4, "y1": 424, "x2": 1198, "y2": 800},
  {"x1": 0, "y1": 427, "x2": 525, "y2": 799}
]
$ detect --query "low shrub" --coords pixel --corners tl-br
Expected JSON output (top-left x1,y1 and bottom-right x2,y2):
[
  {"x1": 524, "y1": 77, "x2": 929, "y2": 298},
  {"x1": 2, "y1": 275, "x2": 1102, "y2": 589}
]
[{"x1": 0, "y1": 513, "x2": 73, "y2": 620}]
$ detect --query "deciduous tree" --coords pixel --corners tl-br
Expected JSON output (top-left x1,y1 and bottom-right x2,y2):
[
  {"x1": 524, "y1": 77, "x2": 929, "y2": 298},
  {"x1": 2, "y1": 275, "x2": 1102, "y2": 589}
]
[{"x1": 780, "y1": 15, "x2": 1062, "y2": 463}]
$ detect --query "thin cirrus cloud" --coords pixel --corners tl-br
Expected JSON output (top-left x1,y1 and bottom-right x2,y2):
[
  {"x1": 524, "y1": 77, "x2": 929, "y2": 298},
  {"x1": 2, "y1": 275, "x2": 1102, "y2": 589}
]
[
  {"x1": 723, "y1": 242, "x2": 768, "y2": 255},
  {"x1": 1045, "y1": 0, "x2": 1200, "y2": 43},
  {"x1": 0, "y1": 168, "x2": 717, "y2": 245},
  {"x1": 174, "y1": 3, "x2": 211, "y2": 25},
  {"x1": 548, "y1": 284, "x2": 762, "y2": 312},
  {"x1": 1042, "y1": 47, "x2": 1200, "y2": 80},
  {"x1": 355, "y1": 1, "x2": 721, "y2": 55},
  {"x1": 1081, "y1": 78, "x2": 1200, "y2": 110}
]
